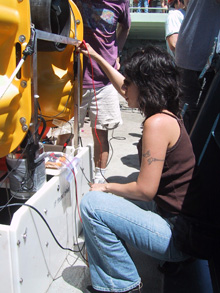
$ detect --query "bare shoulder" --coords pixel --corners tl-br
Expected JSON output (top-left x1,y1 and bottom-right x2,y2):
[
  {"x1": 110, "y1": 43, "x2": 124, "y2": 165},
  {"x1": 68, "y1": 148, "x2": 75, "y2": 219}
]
[
  {"x1": 143, "y1": 113, "x2": 176, "y2": 131},
  {"x1": 143, "y1": 113, "x2": 180, "y2": 148}
]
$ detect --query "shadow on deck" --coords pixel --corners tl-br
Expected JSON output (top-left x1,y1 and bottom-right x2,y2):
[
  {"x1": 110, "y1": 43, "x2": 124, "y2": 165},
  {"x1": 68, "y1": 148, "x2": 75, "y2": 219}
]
[{"x1": 128, "y1": 245, "x2": 213, "y2": 293}]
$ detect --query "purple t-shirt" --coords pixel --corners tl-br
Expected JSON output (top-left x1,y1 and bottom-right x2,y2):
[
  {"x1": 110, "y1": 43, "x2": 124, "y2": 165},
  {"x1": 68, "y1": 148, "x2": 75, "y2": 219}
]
[{"x1": 75, "y1": 0, "x2": 131, "y2": 88}]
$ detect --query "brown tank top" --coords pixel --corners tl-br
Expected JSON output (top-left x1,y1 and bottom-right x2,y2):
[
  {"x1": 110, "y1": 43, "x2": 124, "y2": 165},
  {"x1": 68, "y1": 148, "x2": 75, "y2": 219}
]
[{"x1": 137, "y1": 113, "x2": 197, "y2": 216}]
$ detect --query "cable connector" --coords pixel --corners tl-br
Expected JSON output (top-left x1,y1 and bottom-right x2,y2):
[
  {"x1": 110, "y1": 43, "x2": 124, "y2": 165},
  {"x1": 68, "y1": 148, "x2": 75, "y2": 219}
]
[
  {"x1": 22, "y1": 25, "x2": 36, "y2": 60},
  {"x1": 62, "y1": 136, "x2": 72, "y2": 151},
  {"x1": 79, "y1": 40, "x2": 86, "y2": 47},
  {"x1": 75, "y1": 40, "x2": 86, "y2": 56}
]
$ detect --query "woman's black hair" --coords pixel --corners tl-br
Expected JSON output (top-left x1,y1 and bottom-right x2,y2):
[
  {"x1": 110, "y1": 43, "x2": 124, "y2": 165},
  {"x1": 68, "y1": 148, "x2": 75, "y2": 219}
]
[{"x1": 123, "y1": 45, "x2": 183, "y2": 118}]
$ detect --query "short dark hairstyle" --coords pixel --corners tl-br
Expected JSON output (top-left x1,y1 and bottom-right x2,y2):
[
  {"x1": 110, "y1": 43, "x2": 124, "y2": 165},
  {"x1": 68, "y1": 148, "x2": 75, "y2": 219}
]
[{"x1": 123, "y1": 45, "x2": 182, "y2": 119}]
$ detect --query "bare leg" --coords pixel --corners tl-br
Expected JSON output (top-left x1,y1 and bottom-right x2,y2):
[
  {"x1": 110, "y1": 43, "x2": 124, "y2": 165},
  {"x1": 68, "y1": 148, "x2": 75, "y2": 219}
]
[{"x1": 92, "y1": 128, "x2": 109, "y2": 169}]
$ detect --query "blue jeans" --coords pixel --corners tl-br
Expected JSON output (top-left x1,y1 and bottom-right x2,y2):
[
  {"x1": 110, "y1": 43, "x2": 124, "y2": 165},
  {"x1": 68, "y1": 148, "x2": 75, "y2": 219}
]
[
  {"x1": 80, "y1": 191, "x2": 188, "y2": 292},
  {"x1": 137, "y1": 0, "x2": 148, "y2": 12}
]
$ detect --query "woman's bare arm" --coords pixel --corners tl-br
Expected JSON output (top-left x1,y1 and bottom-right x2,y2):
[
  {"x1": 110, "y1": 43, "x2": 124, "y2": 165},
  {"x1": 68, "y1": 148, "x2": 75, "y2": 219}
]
[
  {"x1": 77, "y1": 42, "x2": 126, "y2": 97},
  {"x1": 166, "y1": 33, "x2": 178, "y2": 52},
  {"x1": 90, "y1": 114, "x2": 172, "y2": 201}
]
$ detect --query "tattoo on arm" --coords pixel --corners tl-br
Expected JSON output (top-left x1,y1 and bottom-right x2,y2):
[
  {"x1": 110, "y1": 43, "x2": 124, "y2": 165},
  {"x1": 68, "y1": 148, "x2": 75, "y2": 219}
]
[{"x1": 142, "y1": 150, "x2": 165, "y2": 165}]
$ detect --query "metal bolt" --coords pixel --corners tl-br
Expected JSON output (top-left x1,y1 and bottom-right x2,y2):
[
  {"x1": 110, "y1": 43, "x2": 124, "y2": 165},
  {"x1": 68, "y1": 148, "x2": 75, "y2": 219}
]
[
  {"x1": 20, "y1": 80, "x2": 27, "y2": 88},
  {"x1": 45, "y1": 242, "x2": 49, "y2": 247},
  {"x1": 76, "y1": 19, "x2": 80, "y2": 25},
  {"x1": 17, "y1": 240, "x2": 21, "y2": 246},
  {"x1": 34, "y1": 94, "x2": 39, "y2": 99},
  {"x1": 57, "y1": 185, "x2": 60, "y2": 191},
  {"x1": 22, "y1": 228, "x2": 27, "y2": 240},
  {"x1": 19, "y1": 34, "x2": 25, "y2": 43},
  {"x1": 20, "y1": 117, "x2": 26, "y2": 125},
  {"x1": 44, "y1": 209, "x2": 48, "y2": 214},
  {"x1": 22, "y1": 125, "x2": 28, "y2": 132},
  {"x1": 19, "y1": 278, "x2": 23, "y2": 284}
]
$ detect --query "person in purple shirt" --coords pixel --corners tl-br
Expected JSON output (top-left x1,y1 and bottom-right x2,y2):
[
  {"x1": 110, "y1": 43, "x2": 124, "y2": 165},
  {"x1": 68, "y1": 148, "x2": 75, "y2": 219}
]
[{"x1": 74, "y1": 0, "x2": 131, "y2": 183}]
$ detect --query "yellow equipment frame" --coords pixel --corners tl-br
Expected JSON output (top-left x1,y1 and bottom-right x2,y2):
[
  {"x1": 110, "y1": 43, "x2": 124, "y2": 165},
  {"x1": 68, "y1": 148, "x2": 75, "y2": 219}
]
[{"x1": 0, "y1": 0, "x2": 83, "y2": 158}]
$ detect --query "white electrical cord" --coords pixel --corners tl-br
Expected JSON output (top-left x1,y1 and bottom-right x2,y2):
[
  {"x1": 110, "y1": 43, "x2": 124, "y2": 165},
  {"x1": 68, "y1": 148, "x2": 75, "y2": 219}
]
[{"x1": 0, "y1": 57, "x2": 25, "y2": 100}]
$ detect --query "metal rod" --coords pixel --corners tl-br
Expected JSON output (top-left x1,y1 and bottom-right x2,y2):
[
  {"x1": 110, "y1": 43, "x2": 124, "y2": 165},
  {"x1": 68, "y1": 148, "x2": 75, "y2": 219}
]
[
  {"x1": 35, "y1": 29, "x2": 80, "y2": 46},
  {"x1": 74, "y1": 53, "x2": 81, "y2": 155}
]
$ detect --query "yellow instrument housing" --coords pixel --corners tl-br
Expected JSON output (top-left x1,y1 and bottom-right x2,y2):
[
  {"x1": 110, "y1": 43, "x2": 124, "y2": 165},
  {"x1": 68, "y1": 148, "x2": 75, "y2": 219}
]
[
  {"x1": 0, "y1": 0, "x2": 83, "y2": 158},
  {"x1": 37, "y1": 0, "x2": 83, "y2": 126},
  {"x1": 0, "y1": 0, "x2": 31, "y2": 158}
]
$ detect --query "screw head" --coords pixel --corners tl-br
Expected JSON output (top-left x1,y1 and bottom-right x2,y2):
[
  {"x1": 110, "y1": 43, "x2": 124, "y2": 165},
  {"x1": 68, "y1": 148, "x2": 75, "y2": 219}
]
[
  {"x1": 22, "y1": 125, "x2": 28, "y2": 132},
  {"x1": 19, "y1": 34, "x2": 25, "y2": 43},
  {"x1": 20, "y1": 80, "x2": 27, "y2": 88},
  {"x1": 20, "y1": 117, "x2": 26, "y2": 124}
]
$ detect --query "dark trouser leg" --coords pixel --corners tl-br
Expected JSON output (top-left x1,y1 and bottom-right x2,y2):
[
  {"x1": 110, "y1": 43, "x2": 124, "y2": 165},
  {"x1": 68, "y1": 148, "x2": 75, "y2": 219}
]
[{"x1": 178, "y1": 68, "x2": 215, "y2": 134}]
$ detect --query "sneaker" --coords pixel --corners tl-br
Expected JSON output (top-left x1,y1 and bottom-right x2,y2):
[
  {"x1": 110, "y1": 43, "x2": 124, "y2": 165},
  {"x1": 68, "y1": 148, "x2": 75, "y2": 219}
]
[
  {"x1": 94, "y1": 167, "x2": 107, "y2": 184},
  {"x1": 93, "y1": 177, "x2": 106, "y2": 184}
]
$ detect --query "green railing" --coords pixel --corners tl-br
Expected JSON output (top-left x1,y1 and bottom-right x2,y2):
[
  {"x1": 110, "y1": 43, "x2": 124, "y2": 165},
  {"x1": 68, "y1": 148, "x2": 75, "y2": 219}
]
[{"x1": 129, "y1": 1, "x2": 168, "y2": 13}]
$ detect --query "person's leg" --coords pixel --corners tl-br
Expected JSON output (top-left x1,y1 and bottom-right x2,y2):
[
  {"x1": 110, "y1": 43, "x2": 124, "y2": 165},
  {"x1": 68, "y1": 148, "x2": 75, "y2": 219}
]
[
  {"x1": 179, "y1": 68, "x2": 215, "y2": 134},
  {"x1": 79, "y1": 88, "x2": 93, "y2": 129},
  {"x1": 80, "y1": 191, "x2": 188, "y2": 292},
  {"x1": 178, "y1": 68, "x2": 202, "y2": 133},
  {"x1": 137, "y1": 0, "x2": 142, "y2": 12},
  {"x1": 144, "y1": 0, "x2": 148, "y2": 12},
  {"x1": 89, "y1": 84, "x2": 122, "y2": 182},
  {"x1": 92, "y1": 128, "x2": 109, "y2": 168}
]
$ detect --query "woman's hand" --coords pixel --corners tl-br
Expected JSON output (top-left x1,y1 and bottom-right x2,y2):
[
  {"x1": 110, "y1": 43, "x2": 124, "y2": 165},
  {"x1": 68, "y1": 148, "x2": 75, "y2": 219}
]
[
  {"x1": 89, "y1": 182, "x2": 108, "y2": 192},
  {"x1": 77, "y1": 41, "x2": 126, "y2": 98},
  {"x1": 77, "y1": 42, "x2": 98, "y2": 60},
  {"x1": 116, "y1": 56, "x2": 121, "y2": 70}
]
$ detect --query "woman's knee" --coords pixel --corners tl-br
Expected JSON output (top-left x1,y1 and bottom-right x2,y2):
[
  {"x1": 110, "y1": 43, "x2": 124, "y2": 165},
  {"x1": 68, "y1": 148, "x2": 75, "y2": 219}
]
[{"x1": 80, "y1": 191, "x2": 104, "y2": 216}]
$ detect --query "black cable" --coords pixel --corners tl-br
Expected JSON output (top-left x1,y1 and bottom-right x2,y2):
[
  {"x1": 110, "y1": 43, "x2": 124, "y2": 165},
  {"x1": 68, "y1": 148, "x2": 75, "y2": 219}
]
[
  {"x1": 0, "y1": 171, "x2": 8, "y2": 182},
  {"x1": 38, "y1": 115, "x2": 73, "y2": 150},
  {"x1": 75, "y1": 239, "x2": 88, "y2": 263},
  {"x1": 0, "y1": 202, "x2": 81, "y2": 254},
  {"x1": 106, "y1": 129, "x2": 126, "y2": 167},
  {"x1": 22, "y1": 25, "x2": 36, "y2": 60},
  {"x1": 1, "y1": 153, "x2": 89, "y2": 263},
  {"x1": 0, "y1": 134, "x2": 32, "y2": 189},
  {"x1": 37, "y1": 115, "x2": 47, "y2": 141},
  {"x1": 44, "y1": 153, "x2": 88, "y2": 262},
  {"x1": 0, "y1": 193, "x2": 15, "y2": 213},
  {"x1": 39, "y1": 92, "x2": 72, "y2": 119},
  {"x1": 80, "y1": 167, "x2": 91, "y2": 184},
  {"x1": 1, "y1": 123, "x2": 46, "y2": 200}
]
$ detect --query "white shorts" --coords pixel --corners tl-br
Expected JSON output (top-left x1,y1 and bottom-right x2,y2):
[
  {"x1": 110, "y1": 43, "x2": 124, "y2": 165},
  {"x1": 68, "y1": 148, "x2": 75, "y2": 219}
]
[{"x1": 79, "y1": 84, "x2": 122, "y2": 130}]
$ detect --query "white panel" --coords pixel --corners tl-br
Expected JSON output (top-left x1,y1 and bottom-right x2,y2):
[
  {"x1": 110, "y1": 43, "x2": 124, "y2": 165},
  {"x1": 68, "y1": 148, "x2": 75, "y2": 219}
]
[
  {"x1": 0, "y1": 226, "x2": 14, "y2": 293},
  {"x1": 0, "y1": 146, "x2": 93, "y2": 293}
]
